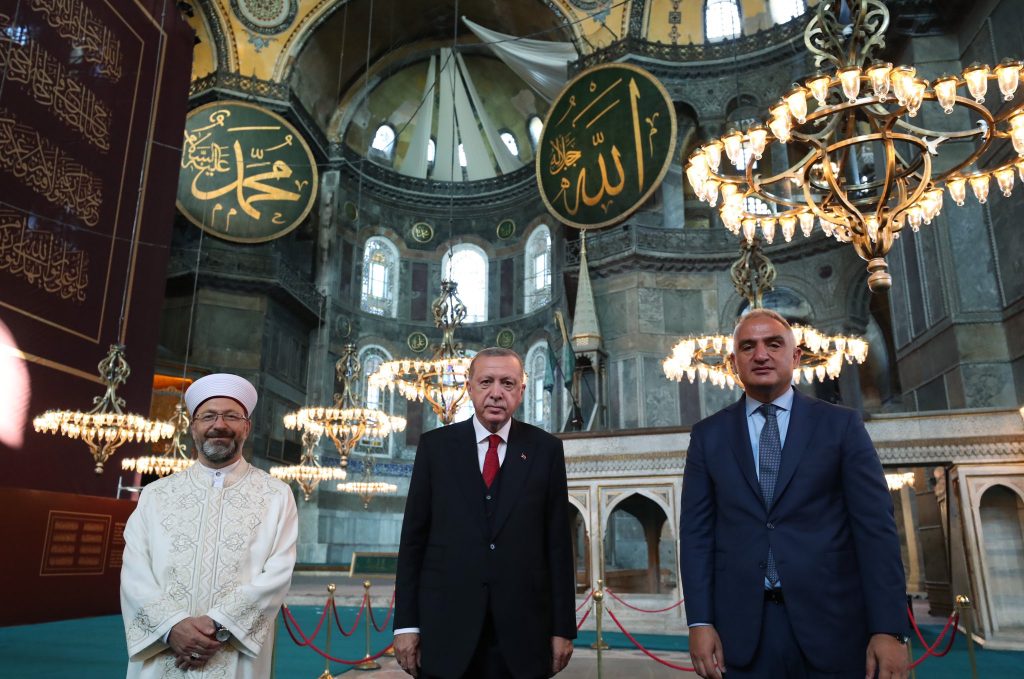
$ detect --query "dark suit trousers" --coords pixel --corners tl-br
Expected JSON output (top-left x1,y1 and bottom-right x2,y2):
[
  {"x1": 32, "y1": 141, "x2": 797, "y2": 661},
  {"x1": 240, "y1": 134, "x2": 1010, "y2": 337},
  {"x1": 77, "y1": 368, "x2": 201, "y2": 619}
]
[
  {"x1": 725, "y1": 598, "x2": 864, "y2": 679},
  {"x1": 421, "y1": 605, "x2": 544, "y2": 679}
]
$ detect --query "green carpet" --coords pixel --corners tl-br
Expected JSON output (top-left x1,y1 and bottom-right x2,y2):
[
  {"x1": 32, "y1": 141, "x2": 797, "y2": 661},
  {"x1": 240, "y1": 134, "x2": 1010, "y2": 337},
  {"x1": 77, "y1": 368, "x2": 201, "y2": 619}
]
[{"x1": 0, "y1": 611, "x2": 1019, "y2": 677}]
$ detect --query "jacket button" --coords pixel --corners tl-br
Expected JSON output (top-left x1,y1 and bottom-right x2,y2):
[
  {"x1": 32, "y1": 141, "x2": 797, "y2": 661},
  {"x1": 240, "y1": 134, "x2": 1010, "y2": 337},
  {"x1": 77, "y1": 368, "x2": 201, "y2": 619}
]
[
  {"x1": 766, "y1": 522, "x2": 775, "y2": 529},
  {"x1": 489, "y1": 543, "x2": 495, "y2": 550},
  {"x1": 758, "y1": 561, "x2": 766, "y2": 569},
  {"x1": 486, "y1": 495, "x2": 492, "y2": 500}
]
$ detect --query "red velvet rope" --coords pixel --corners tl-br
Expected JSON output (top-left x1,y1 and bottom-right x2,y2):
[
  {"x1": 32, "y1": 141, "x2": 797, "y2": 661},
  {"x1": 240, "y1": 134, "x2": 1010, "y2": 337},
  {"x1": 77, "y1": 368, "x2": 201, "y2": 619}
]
[
  {"x1": 907, "y1": 605, "x2": 959, "y2": 669},
  {"x1": 606, "y1": 588, "x2": 685, "y2": 613},
  {"x1": 576, "y1": 590, "x2": 593, "y2": 612},
  {"x1": 577, "y1": 604, "x2": 593, "y2": 630},
  {"x1": 606, "y1": 608, "x2": 696, "y2": 672},
  {"x1": 331, "y1": 595, "x2": 366, "y2": 637},
  {"x1": 280, "y1": 603, "x2": 330, "y2": 645},
  {"x1": 281, "y1": 604, "x2": 392, "y2": 665},
  {"x1": 368, "y1": 590, "x2": 397, "y2": 633}
]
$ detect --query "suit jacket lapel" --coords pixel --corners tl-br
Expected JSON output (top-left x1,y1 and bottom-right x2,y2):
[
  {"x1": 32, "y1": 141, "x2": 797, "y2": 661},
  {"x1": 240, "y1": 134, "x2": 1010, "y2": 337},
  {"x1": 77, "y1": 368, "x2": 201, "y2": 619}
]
[
  {"x1": 772, "y1": 389, "x2": 814, "y2": 507},
  {"x1": 451, "y1": 418, "x2": 488, "y2": 539},
  {"x1": 728, "y1": 396, "x2": 763, "y2": 504},
  {"x1": 490, "y1": 419, "x2": 534, "y2": 539}
]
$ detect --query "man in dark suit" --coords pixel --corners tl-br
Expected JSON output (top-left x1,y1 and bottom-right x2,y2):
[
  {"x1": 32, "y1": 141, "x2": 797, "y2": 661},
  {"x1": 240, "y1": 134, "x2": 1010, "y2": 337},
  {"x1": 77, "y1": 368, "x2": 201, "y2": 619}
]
[
  {"x1": 680, "y1": 309, "x2": 908, "y2": 679},
  {"x1": 393, "y1": 347, "x2": 576, "y2": 678}
]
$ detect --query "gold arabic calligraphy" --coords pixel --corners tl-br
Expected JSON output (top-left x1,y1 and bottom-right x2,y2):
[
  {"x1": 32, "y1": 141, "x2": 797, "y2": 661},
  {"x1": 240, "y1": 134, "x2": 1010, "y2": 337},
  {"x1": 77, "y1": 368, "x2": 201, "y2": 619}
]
[
  {"x1": 29, "y1": 0, "x2": 122, "y2": 83},
  {"x1": 182, "y1": 109, "x2": 304, "y2": 232},
  {"x1": 0, "y1": 210, "x2": 89, "y2": 302},
  {"x1": 547, "y1": 76, "x2": 661, "y2": 217},
  {"x1": 0, "y1": 13, "x2": 112, "y2": 150},
  {"x1": 0, "y1": 107, "x2": 103, "y2": 226}
]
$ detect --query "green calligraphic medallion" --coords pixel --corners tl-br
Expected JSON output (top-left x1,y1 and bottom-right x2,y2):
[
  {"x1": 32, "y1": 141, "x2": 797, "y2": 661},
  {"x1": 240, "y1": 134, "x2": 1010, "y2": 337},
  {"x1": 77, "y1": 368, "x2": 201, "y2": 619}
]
[
  {"x1": 407, "y1": 332, "x2": 429, "y2": 353},
  {"x1": 496, "y1": 219, "x2": 516, "y2": 240},
  {"x1": 496, "y1": 328, "x2": 515, "y2": 348},
  {"x1": 536, "y1": 64, "x2": 676, "y2": 230},
  {"x1": 177, "y1": 101, "x2": 318, "y2": 243}
]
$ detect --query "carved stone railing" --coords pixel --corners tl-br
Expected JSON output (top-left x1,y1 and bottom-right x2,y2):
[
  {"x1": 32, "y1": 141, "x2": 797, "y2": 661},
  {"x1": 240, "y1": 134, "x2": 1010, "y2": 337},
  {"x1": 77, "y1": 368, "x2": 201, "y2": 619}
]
[{"x1": 167, "y1": 248, "x2": 324, "y2": 314}]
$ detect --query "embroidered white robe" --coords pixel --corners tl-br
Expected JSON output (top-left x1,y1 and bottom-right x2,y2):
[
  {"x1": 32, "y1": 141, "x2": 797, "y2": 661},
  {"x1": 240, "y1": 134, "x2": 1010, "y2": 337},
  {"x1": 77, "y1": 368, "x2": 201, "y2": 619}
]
[{"x1": 121, "y1": 460, "x2": 298, "y2": 678}]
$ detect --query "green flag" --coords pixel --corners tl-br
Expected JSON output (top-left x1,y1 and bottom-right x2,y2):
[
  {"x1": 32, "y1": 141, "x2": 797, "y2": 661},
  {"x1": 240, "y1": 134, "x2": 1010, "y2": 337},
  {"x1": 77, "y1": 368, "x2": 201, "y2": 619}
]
[
  {"x1": 561, "y1": 340, "x2": 576, "y2": 389},
  {"x1": 544, "y1": 344, "x2": 557, "y2": 393}
]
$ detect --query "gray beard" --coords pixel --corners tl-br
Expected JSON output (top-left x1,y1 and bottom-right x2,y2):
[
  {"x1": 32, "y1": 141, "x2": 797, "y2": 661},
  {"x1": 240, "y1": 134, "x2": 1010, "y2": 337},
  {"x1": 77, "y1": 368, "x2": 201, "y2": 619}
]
[{"x1": 200, "y1": 438, "x2": 239, "y2": 464}]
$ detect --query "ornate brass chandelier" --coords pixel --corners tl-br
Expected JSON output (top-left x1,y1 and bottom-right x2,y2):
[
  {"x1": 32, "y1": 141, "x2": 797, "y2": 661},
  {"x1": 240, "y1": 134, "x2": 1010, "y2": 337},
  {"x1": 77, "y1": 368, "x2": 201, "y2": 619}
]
[
  {"x1": 663, "y1": 237, "x2": 868, "y2": 389},
  {"x1": 121, "y1": 401, "x2": 193, "y2": 476},
  {"x1": 337, "y1": 456, "x2": 398, "y2": 509},
  {"x1": 369, "y1": 280, "x2": 473, "y2": 425},
  {"x1": 33, "y1": 344, "x2": 175, "y2": 473},
  {"x1": 273, "y1": 343, "x2": 405, "y2": 500},
  {"x1": 685, "y1": 0, "x2": 1024, "y2": 292}
]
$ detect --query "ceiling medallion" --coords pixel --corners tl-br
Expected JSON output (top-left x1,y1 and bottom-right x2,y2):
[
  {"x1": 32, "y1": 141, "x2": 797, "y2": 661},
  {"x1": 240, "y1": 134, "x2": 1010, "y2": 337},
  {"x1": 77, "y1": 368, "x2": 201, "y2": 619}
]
[{"x1": 230, "y1": 0, "x2": 298, "y2": 35}]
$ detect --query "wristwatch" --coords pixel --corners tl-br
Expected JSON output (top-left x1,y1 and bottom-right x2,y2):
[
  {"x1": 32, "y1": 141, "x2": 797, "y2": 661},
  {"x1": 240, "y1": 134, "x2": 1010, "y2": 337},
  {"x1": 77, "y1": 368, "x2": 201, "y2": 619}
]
[
  {"x1": 889, "y1": 633, "x2": 909, "y2": 645},
  {"x1": 213, "y1": 621, "x2": 231, "y2": 642}
]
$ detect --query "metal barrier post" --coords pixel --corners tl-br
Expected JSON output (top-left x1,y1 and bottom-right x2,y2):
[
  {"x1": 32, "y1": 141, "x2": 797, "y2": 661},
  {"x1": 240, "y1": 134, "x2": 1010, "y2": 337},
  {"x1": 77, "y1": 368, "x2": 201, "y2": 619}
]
[
  {"x1": 317, "y1": 584, "x2": 336, "y2": 679},
  {"x1": 591, "y1": 579, "x2": 609, "y2": 651},
  {"x1": 354, "y1": 580, "x2": 381, "y2": 671},
  {"x1": 955, "y1": 594, "x2": 979, "y2": 679}
]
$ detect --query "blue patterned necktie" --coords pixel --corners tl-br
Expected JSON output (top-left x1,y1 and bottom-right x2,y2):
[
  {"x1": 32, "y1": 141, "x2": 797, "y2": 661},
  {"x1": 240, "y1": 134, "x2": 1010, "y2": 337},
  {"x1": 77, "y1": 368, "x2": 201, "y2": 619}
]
[{"x1": 758, "y1": 404, "x2": 781, "y2": 586}]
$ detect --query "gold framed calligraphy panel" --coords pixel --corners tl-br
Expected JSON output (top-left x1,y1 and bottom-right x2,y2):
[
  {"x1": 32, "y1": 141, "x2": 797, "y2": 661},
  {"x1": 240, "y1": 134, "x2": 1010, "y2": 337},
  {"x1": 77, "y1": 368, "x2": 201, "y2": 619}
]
[
  {"x1": 0, "y1": 0, "x2": 153, "y2": 343},
  {"x1": 177, "y1": 101, "x2": 319, "y2": 243},
  {"x1": 536, "y1": 64, "x2": 677, "y2": 230}
]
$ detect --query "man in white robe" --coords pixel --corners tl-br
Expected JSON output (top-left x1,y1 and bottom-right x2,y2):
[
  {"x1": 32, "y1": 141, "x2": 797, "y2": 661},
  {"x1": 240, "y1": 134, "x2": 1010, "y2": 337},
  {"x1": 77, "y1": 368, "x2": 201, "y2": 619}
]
[{"x1": 121, "y1": 373, "x2": 298, "y2": 678}]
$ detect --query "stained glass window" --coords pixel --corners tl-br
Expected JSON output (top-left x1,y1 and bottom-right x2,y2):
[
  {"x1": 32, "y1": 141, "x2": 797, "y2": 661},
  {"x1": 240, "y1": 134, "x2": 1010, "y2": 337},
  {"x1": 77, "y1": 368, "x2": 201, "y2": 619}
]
[
  {"x1": 706, "y1": 0, "x2": 742, "y2": 43},
  {"x1": 360, "y1": 237, "x2": 399, "y2": 317},
  {"x1": 525, "y1": 225, "x2": 552, "y2": 312},
  {"x1": 442, "y1": 245, "x2": 488, "y2": 322}
]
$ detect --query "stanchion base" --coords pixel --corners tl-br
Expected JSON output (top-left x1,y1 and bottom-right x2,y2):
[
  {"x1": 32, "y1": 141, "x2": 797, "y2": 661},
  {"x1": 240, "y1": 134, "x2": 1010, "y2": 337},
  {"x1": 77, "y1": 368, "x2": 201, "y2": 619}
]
[
  {"x1": 590, "y1": 641, "x2": 609, "y2": 650},
  {"x1": 384, "y1": 645, "x2": 395, "y2": 657},
  {"x1": 352, "y1": 659, "x2": 381, "y2": 671},
  {"x1": 316, "y1": 670, "x2": 334, "y2": 679}
]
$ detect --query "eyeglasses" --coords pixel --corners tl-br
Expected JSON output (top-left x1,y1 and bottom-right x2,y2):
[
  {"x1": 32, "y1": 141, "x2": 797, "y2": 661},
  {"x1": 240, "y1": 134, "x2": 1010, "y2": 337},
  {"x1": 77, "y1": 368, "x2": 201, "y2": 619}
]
[{"x1": 194, "y1": 412, "x2": 248, "y2": 424}]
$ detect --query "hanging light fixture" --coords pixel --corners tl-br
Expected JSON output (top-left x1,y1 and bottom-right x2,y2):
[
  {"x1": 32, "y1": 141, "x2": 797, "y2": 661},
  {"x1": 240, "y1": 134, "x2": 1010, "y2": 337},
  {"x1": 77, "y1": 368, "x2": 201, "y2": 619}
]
[
  {"x1": 663, "y1": 237, "x2": 869, "y2": 389},
  {"x1": 338, "y1": 456, "x2": 398, "y2": 509},
  {"x1": 369, "y1": 280, "x2": 473, "y2": 424},
  {"x1": 885, "y1": 471, "x2": 916, "y2": 490},
  {"x1": 33, "y1": 344, "x2": 175, "y2": 473},
  {"x1": 121, "y1": 400, "x2": 193, "y2": 476},
  {"x1": 685, "y1": 0, "x2": 1024, "y2": 292},
  {"x1": 273, "y1": 343, "x2": 405, "y2": 500}
]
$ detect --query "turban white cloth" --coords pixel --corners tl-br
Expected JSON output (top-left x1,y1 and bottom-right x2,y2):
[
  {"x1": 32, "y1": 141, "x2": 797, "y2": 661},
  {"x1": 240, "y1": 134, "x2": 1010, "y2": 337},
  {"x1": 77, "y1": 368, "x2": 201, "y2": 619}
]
[{"x1": 184, "y1": 373, "x2": 258, "y2": 417}]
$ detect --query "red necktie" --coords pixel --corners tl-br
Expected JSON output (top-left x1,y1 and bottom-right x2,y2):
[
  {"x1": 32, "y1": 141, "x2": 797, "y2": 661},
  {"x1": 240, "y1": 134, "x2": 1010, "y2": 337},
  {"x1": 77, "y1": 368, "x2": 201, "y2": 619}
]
[{"x1": 482, "y1": 434, "x2": 501, "y2": 488}]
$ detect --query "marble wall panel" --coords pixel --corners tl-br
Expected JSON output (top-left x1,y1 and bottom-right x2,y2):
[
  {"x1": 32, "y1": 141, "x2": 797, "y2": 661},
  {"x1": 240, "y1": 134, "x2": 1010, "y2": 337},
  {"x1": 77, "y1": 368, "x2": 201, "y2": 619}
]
[
  {"x1": 643, "y1": 356, "x2": 679, "y2": 428},
  {"x1": 663, "y1": 289, "x2": 707, "y2": 336},
  {"x1": 961, "y1": 363, "x2": 1017, "y2": 409}
]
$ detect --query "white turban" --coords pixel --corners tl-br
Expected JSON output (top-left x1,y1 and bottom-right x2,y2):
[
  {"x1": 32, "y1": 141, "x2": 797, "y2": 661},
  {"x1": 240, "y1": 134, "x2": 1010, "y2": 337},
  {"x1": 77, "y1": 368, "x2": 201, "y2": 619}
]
[{"x1": 184, "y1": 373, "x2": 258, "y2": 417}]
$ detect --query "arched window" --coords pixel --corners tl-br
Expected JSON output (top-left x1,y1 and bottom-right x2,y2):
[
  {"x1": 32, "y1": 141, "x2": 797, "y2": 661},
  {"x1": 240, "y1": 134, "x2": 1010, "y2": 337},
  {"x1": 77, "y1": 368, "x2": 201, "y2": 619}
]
[
  {"x1": 458, "y1": 143, "x2": 468, "y2": 167},
  {"x1": 360, "y1": 237, "x2": 400, "y2": 317},
  {"x1": 499, "y1": 131, "x2": 519, "y2": 157},
  {"x1": 770, "y1": 0, "x2": 805, "y2": 24},
  {"x1": 524, "y1": 225, "x2": 552, "y2": 312},
  {"x1": 427, "y1": 137, "x2": 436, "y2": 165},
  {"x1": 524, "y1": 342, "x2": 551, "y2": 429},
  {"x1": 705, "y1": 0, "x2": 742, "y2": 43},
  {"x1": 358, "y1": 345, "x2": 395, "y2": 456},
  {"x1": 528, "y1": 116, "x2": 543, "y2": 149},
  {"x1": 370, "y1": 123, "x2": 397, "y2": 162},
  {"x1": 442, "y1": 244, "x2": 488, "y2": 322}
]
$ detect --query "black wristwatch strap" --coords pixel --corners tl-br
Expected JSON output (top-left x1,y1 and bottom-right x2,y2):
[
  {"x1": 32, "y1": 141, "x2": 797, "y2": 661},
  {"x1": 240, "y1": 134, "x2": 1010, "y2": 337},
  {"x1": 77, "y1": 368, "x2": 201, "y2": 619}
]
[{"x1": 889, "y1": 633, "x2": 909, "y2": 645}]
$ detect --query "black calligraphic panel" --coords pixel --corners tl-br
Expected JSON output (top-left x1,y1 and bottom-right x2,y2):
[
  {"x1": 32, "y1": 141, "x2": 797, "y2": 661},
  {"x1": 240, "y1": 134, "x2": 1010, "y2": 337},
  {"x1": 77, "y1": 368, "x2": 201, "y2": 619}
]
[
  {"x1": 537, "y1": 64, "x2": 677, "y2": 230},
  {"x1": 0, "y1": 0, "x2": 193, "y2": 495},
  {"x1": 177, "y1": 100, "x2": 319, "y2": 243}
]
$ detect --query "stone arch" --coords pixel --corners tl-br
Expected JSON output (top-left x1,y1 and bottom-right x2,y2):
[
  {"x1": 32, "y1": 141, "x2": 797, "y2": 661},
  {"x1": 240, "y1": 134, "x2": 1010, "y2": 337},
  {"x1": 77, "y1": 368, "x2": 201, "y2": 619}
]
[
  {"x1": 566, "y1": 499, "x2": 591, "y2": 592},
  {"x1": 978, "y1": 484, "x2": 1024, "y2": 631},
  {"x1": 603, "y1": 492, "x2": 675, "y2": 593}
]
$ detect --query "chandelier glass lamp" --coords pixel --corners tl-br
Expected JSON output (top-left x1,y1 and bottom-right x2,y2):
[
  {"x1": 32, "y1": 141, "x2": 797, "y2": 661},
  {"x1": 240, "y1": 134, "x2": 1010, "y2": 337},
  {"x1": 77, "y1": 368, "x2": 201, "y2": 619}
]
[
  {"x1": 663, "y1": 238, "x2": 868, "y2": 389},
  {"x1": 685, "y1": 0, "x2": 1024, "y2": 292},
  {"x1": 33, "y1": 344, "x2": 175, "y2": 473},
  {"x1": 337, "y1": 457, "x2": 398, "y2": 510},
  {"x1": 885, "y1": 471, "x2": 916, "y2": 490},
  {"x1": 121, "y1": 401, "x2": 194, "y2": 476},
  {"x1": 273, "y1": 343, "x2": 405, "y2": 500},
  {"x1": 369, "y1": 280, "x2": 474, "y2": 425}
]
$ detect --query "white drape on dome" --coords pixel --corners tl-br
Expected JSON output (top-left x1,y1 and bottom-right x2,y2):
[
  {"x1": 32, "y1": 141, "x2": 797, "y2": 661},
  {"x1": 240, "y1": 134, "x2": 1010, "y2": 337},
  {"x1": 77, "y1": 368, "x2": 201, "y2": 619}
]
[{"x1": 461, "y1": 16, "x2": 577, "y2": 102}]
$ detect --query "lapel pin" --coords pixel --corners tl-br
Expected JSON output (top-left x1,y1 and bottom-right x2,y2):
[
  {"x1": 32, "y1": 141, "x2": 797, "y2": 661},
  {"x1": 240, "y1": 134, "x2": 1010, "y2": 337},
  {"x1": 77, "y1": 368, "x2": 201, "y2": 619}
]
[{"x1": 520, "y1": 452, "x2": 527, "y2": 461}]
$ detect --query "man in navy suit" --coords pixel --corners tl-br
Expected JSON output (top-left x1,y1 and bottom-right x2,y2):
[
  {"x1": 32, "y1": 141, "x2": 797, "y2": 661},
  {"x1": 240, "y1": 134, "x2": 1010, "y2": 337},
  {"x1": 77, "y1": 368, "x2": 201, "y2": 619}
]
[
  {"x1": 680, "y1": 309, "x2": 908, "y2": 679},
  {"x1": 393, "y1": 347, "x2": 576, "y2": 678}
]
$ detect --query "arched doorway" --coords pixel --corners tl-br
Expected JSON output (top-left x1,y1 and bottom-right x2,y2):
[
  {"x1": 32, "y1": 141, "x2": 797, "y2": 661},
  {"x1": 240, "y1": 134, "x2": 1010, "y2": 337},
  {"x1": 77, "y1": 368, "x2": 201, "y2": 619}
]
[
  {"x1": 568, "y1": 504, "x2": 590, "y2": 592},
  {"x1": 603, "y1": 494, "x2": 674, "y2": 593},
  {"x1": 979, "y1": 485, "x2": 1024, "y2": 631}
]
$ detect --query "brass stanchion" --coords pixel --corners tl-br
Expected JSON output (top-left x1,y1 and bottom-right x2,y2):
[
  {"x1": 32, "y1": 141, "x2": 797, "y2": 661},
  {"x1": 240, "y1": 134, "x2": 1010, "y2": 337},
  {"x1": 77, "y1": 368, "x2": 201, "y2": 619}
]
[
  {"x1": 591, "y1": 579, "x2": 609, "y2": 649},
  {"x1": 353, "y1": 580, "x2": 381, "y2": 671},
  {"x1": 906, "y1": 595, "x2": 916, "y2": 679},
  {"x1": 955, "y1": 594, "x2": 979, "y2": 679},
  {"x1": 317, "y1": 584, "x2": 336, "y2": 679}
]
